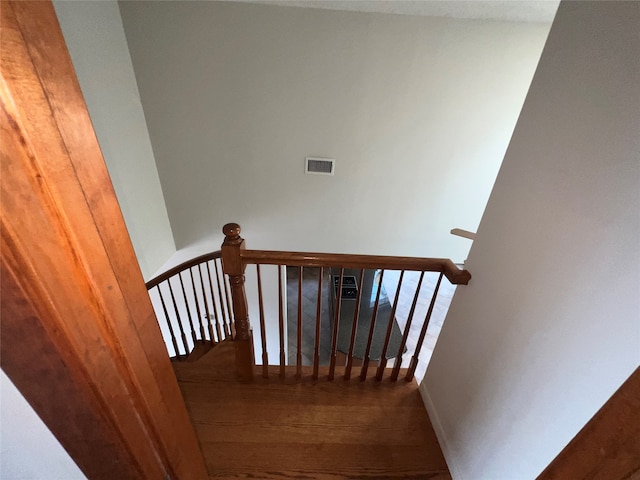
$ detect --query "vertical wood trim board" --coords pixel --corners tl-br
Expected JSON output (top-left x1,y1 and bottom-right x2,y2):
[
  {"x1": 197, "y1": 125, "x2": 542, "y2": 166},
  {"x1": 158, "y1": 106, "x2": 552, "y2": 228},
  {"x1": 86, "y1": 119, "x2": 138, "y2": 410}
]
[
  {"x1": 0, "y1": 2, "x2": 208, "y2": 479},
  {"x1": 537, "y1": 367, "x2": 640, "y2": 480}
]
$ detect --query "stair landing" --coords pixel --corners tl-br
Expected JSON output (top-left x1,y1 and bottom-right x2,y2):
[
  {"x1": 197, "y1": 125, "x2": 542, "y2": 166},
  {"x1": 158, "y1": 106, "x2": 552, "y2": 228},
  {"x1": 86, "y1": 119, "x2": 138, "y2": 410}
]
[{"x1": 173, "y1": 341, "x2": 451, "y2": 479}]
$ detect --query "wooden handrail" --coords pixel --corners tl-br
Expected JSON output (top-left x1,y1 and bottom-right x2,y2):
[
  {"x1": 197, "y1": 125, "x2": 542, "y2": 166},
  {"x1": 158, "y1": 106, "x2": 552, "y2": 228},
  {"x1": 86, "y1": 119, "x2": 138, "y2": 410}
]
[
  {"x1": 241, "y1": 250, "x2": 471, "y2": 285},
  {"x1": 145, "y1": 251, "x2": 222, "y2": 289},
  {"x1": 450, "y1": 228, "x2": 476, "y2": 240},
  {"x1": 146, "y1": 241, "x2": 471, "y2": 291}
]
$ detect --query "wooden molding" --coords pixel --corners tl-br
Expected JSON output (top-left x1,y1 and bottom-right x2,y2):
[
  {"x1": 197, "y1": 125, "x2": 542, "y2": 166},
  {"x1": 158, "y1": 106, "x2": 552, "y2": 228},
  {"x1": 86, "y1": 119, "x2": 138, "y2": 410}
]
[
  {"x1": 0, "y1": 2, "x2": 208, "y2": 478},
  {"x1": 537, "y1": 367, "x2": 640, "y2": 480},
  {"x1": 145, "y1": 250, "x2": 222, "y2": 289},
  {"x1": 241, "y1": 249, "x2": 472, "y2": 285},
  {"x1": 450, "y1": 228, "x2": 476, "y2": 240}
]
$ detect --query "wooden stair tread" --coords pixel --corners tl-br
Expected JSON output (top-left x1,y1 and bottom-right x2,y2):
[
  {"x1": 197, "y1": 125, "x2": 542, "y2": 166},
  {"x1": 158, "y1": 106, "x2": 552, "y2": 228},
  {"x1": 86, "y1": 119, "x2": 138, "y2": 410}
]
[
  {"x1": 186, "y1": 340, "x2": 216, "y2": 362},
  {"x1": 170, "y1": 340, "x2": 217, "y2": 364},
  {"x1": 173, "y1": 339, "x2": 235, "y2": 374},
  {"x1": 174, "y1": 342, "x2": 451, "y2": 479}
]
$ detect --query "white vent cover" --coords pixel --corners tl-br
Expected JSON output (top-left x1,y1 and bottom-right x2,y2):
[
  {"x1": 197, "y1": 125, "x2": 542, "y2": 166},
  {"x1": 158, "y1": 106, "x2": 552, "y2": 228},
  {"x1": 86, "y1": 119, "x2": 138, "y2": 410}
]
[{"x1": 305, "y1": 157, "x2": 335, "y2": 176}]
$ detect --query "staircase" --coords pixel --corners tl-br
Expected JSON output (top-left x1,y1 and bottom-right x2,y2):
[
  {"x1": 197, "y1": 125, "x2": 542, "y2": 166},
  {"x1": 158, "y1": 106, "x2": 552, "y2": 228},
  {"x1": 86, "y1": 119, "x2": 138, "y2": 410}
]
[{"x1": 146, "y1": 223, "x2": 471, "y2": 479}]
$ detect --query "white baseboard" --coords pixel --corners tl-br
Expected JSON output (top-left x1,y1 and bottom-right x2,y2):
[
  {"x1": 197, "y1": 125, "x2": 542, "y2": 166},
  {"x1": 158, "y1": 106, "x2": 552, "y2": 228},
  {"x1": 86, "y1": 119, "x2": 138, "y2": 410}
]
[{"x1": 419, "y1": 381, "x2": 465, "y2": 480}]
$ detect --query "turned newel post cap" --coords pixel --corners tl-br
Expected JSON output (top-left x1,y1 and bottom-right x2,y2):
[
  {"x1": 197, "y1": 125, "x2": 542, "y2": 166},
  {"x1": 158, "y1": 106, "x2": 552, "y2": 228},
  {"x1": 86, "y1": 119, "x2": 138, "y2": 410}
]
[
  {"x1": 223, "y1": 223, "x2": 241, "y2": 237},
  {"x1": 223, "y1": 223, "x2": 242, "y2": 241}
]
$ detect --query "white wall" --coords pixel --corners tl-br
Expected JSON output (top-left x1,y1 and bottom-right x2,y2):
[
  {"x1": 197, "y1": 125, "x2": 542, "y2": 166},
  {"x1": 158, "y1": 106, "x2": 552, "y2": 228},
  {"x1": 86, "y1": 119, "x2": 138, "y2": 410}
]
[
  {"x1": 54, "y1": 0, "x2": 176, "y2": 280},
  {"x1": 119, "y1": 1, "x2": 550, "y2": 262},
  {"x1": 423, "y1": 2, "x2": 640, "y2": 479},
  {"x1": 0, "y1": 372, "x2": 86, "y2": 480}
]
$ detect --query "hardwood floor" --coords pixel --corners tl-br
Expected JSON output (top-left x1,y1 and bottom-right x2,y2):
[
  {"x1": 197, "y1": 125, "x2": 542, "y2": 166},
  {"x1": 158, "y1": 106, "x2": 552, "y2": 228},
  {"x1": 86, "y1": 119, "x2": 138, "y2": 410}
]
[{"x1": 174, "y1": 341, "x2": 452, "y2": 480}]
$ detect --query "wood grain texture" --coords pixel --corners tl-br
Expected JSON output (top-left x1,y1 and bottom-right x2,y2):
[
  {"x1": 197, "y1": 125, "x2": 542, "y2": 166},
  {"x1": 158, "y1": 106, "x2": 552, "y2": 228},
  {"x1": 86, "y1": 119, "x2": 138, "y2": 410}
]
[
  {"x1": 241, "y1": 249, "x2": 471, "y2": 285},
  {"x1": 222, "y1": 223, "x2": 254, "y2": 380},
  {"x1": 1, "y1": 2, "x2": 207, "y2": 478},
  {"x1": 537, "y1": 367, "x2": 640, "y2": 480},
  {"x1": 256, "y1": 264, "x2": 270, "y2": 377},
  {"x1": 146, "y1": 251, "x2": 222, "y2": 289},
  {"x1": 174, "y1": 342, "x2": 451, "y2": 479},
  {"x1": 0, "y1": 175, "x2": 141, "y2": 479},
  {"x1": 449, "y1": 228, "x2": 475, "y2": 240}
]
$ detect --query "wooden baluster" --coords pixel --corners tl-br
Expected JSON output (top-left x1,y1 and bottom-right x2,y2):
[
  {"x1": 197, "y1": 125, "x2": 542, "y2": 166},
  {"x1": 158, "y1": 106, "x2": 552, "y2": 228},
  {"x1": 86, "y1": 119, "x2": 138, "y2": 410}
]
[
  {"x1": 344, "y1": 269, "x2": 365, "y2": 380},
  {"x1": 359, "y1": 269, "x2": 385, "y2": 381},
  {"x1": 214, "y1": 258, "x2": 231, "y2": 339},
  {"x1": 391, "y1": 271, "x2": 425, "y2": 381},
  {"x1": 312, "y1": 267, "x2": 323, "y2": 380},
  {"x1": 197, "y1": 264, "x2": 215, "y2": 342},
  {"x1": 205, "y1": 261, "x2": 223, "y2": 342},
  {"x1": 278, "y1": 265, "x2": 286, "y2": 379},
  {"x1": 296, "y1": 266, "x2": 303, "y2": 380},
  {"x1": 189, "y1": 267, "x2": 206, "y2": 340},
  {"x1": 221, "y1": 223, "x2": 254, "y2": 381},
  {"x1": 328, "y1": 269, "x2": 344, "y2": 381},
  {"x1": 177, "y1": 272, "x2": 197, "y2": 345},
  {"x1": 156, "y1": 284, "x2": 179, "y2": 357},
  {"x1": 223, "y1": 268, "x2": 235, "y2": 336},
  {"x1": 376, "y1": 270, "x2": 405, "y2": 381},
  {"x1": 167, "y1": 279, "x2": 190, "y2": 356},
  {"x1": 256, "y1": 264, "x2": 269, "y2": 379},
  {"x1": 406, "y1": 272, "x2": 443, "y2": 382}
]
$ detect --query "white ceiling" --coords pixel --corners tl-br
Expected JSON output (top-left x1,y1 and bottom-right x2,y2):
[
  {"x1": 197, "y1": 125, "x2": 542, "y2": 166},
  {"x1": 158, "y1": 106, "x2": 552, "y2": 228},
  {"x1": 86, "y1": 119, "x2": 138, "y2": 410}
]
[{"x1": 227, "y1": 0, "x2": 559, "y2": 24}]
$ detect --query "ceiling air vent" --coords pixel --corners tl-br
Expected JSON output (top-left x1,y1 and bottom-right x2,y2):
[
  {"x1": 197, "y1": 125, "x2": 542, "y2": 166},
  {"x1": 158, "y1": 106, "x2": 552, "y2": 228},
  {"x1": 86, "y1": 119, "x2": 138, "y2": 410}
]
[{"x1": 305, "y1": 157, "x2": 335, "y2": 176}]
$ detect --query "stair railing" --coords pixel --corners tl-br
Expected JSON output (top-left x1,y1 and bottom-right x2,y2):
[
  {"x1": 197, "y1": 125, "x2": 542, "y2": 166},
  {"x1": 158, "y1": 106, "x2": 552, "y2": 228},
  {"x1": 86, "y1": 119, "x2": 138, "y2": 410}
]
[
  {"x1": 146, "y1": 251, "x2": 234, "y2": 359},
  {"x1": 220, "y1": 223, "x2": 471, "y2": 382}
]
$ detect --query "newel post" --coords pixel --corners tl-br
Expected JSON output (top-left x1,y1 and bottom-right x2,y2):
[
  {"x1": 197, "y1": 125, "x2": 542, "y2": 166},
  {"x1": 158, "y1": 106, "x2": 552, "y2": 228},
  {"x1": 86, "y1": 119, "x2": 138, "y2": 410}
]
[{"x1": 221, "y1": 223, "x2": 254, "y2": 381}]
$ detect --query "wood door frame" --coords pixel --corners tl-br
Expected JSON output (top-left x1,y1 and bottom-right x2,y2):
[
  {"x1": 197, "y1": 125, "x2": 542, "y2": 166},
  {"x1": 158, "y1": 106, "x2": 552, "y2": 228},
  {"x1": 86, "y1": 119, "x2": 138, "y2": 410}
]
[
  {"x1": 537, "y1": 366, "x2": 640, "y2": 480},
  {"x1": 0, "y1": 2, "x2": 208, "y2": 478}
]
